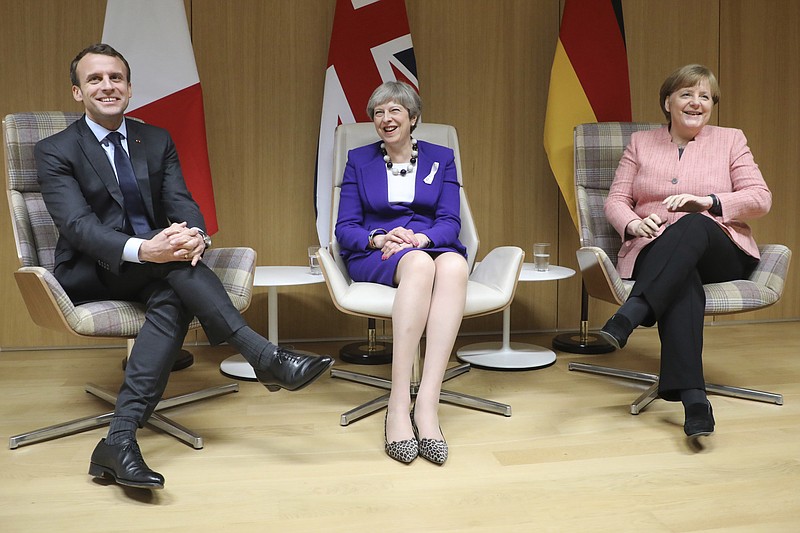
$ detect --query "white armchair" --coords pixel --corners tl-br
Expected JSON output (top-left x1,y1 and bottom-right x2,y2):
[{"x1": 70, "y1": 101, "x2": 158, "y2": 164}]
[{"x1": 318, "y1": 122, "x2": 524, "y2": 425}]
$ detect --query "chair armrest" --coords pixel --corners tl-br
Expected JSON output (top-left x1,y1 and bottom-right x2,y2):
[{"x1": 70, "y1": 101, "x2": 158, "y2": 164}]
[
  {"x1": 204, "y1": 247, "x2": 257, "y2": 313},
  {"x1": 14, "y1": 266, "x2": 77, "y2": 333},
  {"x1": 317, "y1": 246, "x2": 396, "y2": 317},
  {"x1": 704, "y1": 243, "x2": 793, "y2": 315},
  {"x1": 752, "y1": 244, "x2": 792, "y2": 297},
  {"x1": 318, "y1": 246, "x2": 352, "y2": 304},
  {"x1": 576, "y1": 246, "x2": 630, "y2": 305},
  {"x1": 469, "y1": 246, "x2": 524, "y2": 294},
  {"x1": 14, "y1": 250, "x2": 259, "y2": 339},
  {"x1": 15, "y1": 267, "x2": 149, "y2": 338}
]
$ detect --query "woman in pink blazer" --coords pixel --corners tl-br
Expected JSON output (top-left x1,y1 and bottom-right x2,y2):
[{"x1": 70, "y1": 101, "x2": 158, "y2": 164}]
[{"x1": 600, "y1": 65, "x2": 771, "y2": 438}]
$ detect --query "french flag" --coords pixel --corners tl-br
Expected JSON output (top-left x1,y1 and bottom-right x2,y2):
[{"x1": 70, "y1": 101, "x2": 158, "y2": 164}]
[{"x1": 102, "y1": 0, "x2": 218, "y2": 234}]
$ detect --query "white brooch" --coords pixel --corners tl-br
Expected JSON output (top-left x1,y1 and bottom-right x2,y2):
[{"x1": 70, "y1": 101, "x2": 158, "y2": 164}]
[{"x1": 423, "y1": 162, "x2": 439, "y2": 184}]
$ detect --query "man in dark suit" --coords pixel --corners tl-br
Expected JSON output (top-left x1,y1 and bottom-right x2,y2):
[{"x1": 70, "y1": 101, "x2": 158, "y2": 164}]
[{"x1": 34, "y1": 43, "x2": 333, "y2": 490}]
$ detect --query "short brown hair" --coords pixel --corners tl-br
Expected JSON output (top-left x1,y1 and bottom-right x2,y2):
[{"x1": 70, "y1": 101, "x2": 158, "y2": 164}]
[
  {"x1": 70, "y1": 43, "x2": 131, "y2": 86},
  {"x1": 659, "y1": 64, "x2": 720, "y2": 120}
]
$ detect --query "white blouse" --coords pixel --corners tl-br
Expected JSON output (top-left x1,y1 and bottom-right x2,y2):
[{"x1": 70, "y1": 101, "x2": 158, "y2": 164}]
[{"x1": 386, "y1": 164, "x2": 415, "y2": 203}]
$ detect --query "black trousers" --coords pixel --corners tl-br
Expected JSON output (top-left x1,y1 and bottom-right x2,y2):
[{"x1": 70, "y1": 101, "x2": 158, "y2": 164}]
[
  {"x1": 59, "y1": 260, "x2": 246, "y2": 425},
  {"x1": 629, "y1": 214, "x2": 758, "y2": 401}
]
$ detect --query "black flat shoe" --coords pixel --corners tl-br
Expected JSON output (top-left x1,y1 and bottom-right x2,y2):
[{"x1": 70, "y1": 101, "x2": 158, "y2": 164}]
[
  {"x1": 254, "y1": 347, "x2": 334, "y2": 392},
  {"x1": 599, "y1": 313, "x2": 634, "y2": 349},
  {"x1": 89, "y1": 438, "x2": 164, "y2": 489},
  {"x1": 684, "y1": 402, "x2": 715, "y2": 437}
]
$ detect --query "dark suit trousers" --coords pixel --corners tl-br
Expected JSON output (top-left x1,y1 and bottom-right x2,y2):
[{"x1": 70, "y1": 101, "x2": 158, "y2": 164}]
[
  {"x1": 629, "y1": 214, "x2": 758, "y2": 401},
  {"x1": 59, "y1": 260, "x2": 246, "y2": 425}
]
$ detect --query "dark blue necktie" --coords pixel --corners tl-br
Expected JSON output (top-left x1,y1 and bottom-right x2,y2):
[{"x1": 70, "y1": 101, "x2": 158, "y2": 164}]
[{"x1": 106, "y1": 132, "x2": 152, "y2": 234}]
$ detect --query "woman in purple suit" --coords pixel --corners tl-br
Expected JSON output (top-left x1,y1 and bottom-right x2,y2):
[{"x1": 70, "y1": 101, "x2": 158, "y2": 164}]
[{"x1": 336, "y1": 81, "x2": 468, "y2": 464}]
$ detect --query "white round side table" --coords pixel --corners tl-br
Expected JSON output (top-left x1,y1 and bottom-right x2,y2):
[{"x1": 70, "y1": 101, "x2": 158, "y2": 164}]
[
  {"x1": 220, "y1": 266, "x2": 325, "y2": 381},
  {"x1": 456, "y1": 264, "x2": 575, "y2": 370}
]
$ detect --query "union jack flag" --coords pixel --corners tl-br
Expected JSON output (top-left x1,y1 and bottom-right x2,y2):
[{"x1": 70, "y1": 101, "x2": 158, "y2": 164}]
[{"x1": 315, "y1": 0, "x2": 419, "y2": 246}]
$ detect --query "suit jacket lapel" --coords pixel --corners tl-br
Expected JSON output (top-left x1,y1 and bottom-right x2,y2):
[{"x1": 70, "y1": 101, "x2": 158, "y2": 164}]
[
  {"x1": 414, "y1": 143, "x2": 445, "y2": 206},
  {"x1": 363, "y1": 143, "x2": 393, "y2": 210},
  {"x1": 124, "y1": 119, "x2": 155, "y2": 218},
  {"x1": 75, "y1": 118, "x2": 125, "y2": 209},
  {"x1": 414, "y1": 145, "x2": 432, "y2": 201}
]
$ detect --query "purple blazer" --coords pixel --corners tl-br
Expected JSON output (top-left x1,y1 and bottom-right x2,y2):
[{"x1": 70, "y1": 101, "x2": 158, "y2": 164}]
[{"x1": 335, "y1": 139, "x2": 467, "y2": 286}]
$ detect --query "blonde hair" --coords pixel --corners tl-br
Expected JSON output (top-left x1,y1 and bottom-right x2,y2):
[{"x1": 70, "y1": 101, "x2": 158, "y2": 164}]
[{"x1": 659, "y1": 64, "x2": 720, "y2": 120}]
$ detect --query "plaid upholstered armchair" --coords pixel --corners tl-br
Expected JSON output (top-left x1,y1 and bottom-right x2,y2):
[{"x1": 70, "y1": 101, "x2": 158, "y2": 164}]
[
  {"x1": 4, "y1": 112, "x2": 257, "y2": 449},
  {"x1": 567, "y1": 122, "x2": 792, "y2": 414}
]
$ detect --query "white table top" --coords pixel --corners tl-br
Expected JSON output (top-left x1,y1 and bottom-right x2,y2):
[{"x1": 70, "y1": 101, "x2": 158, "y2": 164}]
[
  {"x1": 254, "y1": 265, "x2": 326, "y2": 287},
  {"x1": 518, "y1": 263, "x2": 575, "y2": 282}
]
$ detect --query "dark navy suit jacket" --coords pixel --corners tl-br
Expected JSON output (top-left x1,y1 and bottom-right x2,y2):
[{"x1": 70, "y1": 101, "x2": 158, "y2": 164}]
[{"x1": 34, "y1": 116, "x2": 205, "y2": 299}]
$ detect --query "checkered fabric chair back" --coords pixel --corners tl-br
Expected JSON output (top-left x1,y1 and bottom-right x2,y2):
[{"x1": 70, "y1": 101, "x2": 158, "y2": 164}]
[
  {"x1": 575, "y1": 122, "x2": 662, "y2": 265},
  {"x1": 5, "y1": 112, "x2": 82, "y2": 271}
]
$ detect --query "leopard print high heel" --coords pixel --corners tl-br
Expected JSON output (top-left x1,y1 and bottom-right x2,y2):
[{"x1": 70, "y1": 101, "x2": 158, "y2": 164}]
[
  {"x1": 410, "y1": 407, "x2": 448, "y2": 465},
  {"x1": 384, "y1": 412, "x2": 418, "y2": 463}
]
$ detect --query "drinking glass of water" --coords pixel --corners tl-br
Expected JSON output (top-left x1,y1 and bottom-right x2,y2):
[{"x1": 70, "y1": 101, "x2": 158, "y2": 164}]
[
  {"x1": 308, "y1": 245, "x2": 321, "y2": 275},
  {"x1": 533, "y1": 242, "x2": 550, "y2": 272}
]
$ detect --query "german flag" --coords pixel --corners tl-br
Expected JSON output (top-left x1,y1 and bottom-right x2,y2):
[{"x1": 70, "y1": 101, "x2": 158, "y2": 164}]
[{"x1": 543, "y1": 0, "x2": 631, "y2": 229}]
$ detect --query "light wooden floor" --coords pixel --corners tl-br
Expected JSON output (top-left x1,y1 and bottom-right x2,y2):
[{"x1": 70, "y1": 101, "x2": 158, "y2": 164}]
[{"x1": 1, "y1": 322, "x2": 799, "y2": 532}]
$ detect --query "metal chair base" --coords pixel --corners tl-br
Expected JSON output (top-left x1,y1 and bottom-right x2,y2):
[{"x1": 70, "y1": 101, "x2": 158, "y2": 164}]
[
  {"x1": 568, "y1": 362, "x2": 784, "y2": 415},
  {"x1": 9, "y1": 382, "x2": 239, "y2": 450},
  {"x1": 332, "y1": 361, "x2": 511, "y2": 426}
]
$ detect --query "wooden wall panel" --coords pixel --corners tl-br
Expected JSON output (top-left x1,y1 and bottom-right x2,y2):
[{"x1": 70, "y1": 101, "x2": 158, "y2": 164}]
[
  {"x1": 1, "y1": 0, "x2": 797, "y2": 350},
  {"x1": 624, "y1": 1, "x2": 720, "y2": 124},
  {"x1": 0, "y1": 0, "x2": 111, "y2": 349},
  {"x1": 719, "y1": 0, "x2": 800, "y2": 321},
  {"x1": 190, "y1": 0, "x2": 343, "y2": 341}
]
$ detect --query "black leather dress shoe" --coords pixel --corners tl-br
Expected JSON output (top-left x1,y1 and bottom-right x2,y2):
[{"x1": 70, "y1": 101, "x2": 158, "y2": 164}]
[
  {"x1": 89, "y1": 438, "x2": 165, "y2": 489},
  {"x1": 254, "y1": 347, "x2": 334, "y2": 392},
  {"x1": 684, "y1": 402, "x2": 715, "y2": 437},
  {"x1": 599, "y1": 313, "x2": 634, "y2": 349}
]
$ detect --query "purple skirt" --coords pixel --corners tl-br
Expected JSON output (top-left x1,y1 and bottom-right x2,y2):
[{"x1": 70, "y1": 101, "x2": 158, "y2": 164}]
[{"x1": 345, "y1": 246, "x2": 464, "y2": 287}]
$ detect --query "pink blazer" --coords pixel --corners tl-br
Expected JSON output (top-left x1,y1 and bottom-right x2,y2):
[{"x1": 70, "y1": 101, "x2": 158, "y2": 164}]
[{"x1": 605, "y1": 125, "x2": 772, "y2": 278}]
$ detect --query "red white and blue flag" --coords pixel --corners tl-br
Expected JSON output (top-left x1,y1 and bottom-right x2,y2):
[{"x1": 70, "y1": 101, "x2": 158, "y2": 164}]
[
  {"x1": 315, "y1": 0, "x2": 419, "y2": 246},
  {"x1": 102, "y1": 0, "x2": 218, "y2": 234}
]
